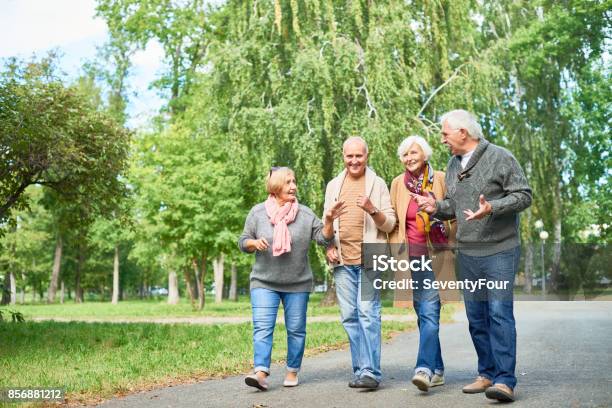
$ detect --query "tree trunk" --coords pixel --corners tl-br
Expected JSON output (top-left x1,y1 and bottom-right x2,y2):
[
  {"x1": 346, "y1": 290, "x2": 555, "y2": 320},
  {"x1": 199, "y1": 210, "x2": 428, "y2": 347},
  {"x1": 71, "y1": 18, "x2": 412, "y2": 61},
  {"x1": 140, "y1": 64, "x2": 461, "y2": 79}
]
[
  {"x1": 319, "y1": 279, "x2": 337, "y2": 306},
  {"x1": 47, "y1": 236, "x2": 63, "y2": 303},
  {"x1": 229, "y1": 261, "x2": 237, "y2": 301},
  {"x1": 167, "y1": 270, "x2": 179, "y2": 305},
  {"x1": 213, "y1": 253, "x2": 225, "y2": 303},
  {"x1": 20, "y1": 274, "x2": 26, "y2": 304},
  {"x1": 9, "y1": 272, "x2": 16, "y2": 305},
  {"x1": 552, "y1": 217, "x2": 562, "y2": 293},
  {"x1": 75, "y1": 246, "x2": 85, "y2": 303},
  {"x1": 523, "y1": 242, "x2": 533, "y2": 294},
  {"x1": 196, "y1": 255, "x2": 207, "y2": 310},
  {"x1": 112, "y1": 245, "x2": 120, "y2": 304},
  {"x1": 60, "y1": 280, "x2": 65, "y2": 304},
  {"x1": 549, "y1": 182, "x2": 562, "y2": 293},
  {"x1": 183, "y1": 267, "x2": 197, "y2": 309},
  {"x1": 1, "y1": 272, "x2": 11, "y2": 305}
]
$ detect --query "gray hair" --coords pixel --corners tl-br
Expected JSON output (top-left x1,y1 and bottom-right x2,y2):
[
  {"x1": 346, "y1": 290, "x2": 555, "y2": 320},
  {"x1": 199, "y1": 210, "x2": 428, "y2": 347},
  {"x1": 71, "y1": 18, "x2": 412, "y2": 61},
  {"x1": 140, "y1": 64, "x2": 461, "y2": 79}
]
[
  {"x1": 397, "y1": 135, "x2": 433, "y2": 160},
  {"x1": 440, "y1": 109, "x2": 483, "y2": 140},
  {"x1": 343, "y1": 136, "x2": 369, "y2": 154}
]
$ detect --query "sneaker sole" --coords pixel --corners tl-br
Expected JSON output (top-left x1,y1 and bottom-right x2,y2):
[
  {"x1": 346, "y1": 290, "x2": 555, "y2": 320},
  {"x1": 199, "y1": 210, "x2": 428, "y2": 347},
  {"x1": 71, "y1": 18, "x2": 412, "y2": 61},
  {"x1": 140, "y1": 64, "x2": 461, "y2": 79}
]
[
  {"x1": 485, "y1": 387, "x2": 514, "y2": 402},
  {"x1": 412, "y1": 377, "x2": 430, "y2": 392},
  {"x1": 430, "y1": 380, "x2": 445, "y2": 387},
  {"x1": 245, "y1": 376, "x2": 267, "y2": 391},
  {"x1": 462, "y1": 386, "x2": 488, "y2": 394}
]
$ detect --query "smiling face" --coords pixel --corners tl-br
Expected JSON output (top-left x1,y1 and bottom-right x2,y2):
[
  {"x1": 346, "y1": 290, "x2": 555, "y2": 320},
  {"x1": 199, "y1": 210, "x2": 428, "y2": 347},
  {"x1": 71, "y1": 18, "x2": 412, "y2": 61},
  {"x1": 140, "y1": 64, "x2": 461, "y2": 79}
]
[
  {"x1": 276, "y1": 172, "x2": 297, "y2": 204},
  {"x1": 343, "y1": 140, "x2": 368, "y2": 178},
  {"x1": 440, "y1": 120, "x2": 468, "y2": 156},
  {"x1": 401, "y1": 142, "x2": 426, "y2": 175}
]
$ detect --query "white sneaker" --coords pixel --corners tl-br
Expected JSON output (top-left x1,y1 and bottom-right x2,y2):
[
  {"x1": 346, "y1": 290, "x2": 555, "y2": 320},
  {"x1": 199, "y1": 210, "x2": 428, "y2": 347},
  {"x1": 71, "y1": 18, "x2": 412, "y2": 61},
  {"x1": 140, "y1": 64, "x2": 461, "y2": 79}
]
[
  {"x1": 411, "y1": 371, "x2": 431, "y2": 392},
  {"x1": 431, "y1": 373, "x2": 445, "y2": 387}
]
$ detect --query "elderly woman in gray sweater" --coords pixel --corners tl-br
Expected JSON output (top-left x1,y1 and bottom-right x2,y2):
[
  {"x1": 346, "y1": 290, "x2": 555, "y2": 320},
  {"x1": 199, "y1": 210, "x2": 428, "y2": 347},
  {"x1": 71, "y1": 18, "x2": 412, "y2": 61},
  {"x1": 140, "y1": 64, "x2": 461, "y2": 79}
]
[{"x1": 239, "y1": 167, "x2": 345, "y2": 391}]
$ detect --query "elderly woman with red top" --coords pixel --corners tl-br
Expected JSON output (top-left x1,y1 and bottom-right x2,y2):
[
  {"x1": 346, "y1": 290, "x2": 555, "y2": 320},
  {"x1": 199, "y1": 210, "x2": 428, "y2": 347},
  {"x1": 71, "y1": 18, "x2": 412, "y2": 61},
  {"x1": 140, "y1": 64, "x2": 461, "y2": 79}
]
[
  {"x1": 238, "y1": 167, "x2": 345, "y2": 391},
  {"x1": 389, "y1": 135, "x2": 456, "y2": 393}
]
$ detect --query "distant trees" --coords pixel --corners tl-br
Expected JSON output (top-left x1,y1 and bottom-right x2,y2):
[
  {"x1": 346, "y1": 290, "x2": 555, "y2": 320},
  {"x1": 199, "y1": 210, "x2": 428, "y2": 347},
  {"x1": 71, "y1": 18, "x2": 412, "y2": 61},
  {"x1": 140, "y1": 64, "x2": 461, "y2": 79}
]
[
  {"x1": 1, "y1": 1, "x2": 609, "y2": 304},
  {"x1": 0, "y1": 57, "x2": 131, "y2": 304}
]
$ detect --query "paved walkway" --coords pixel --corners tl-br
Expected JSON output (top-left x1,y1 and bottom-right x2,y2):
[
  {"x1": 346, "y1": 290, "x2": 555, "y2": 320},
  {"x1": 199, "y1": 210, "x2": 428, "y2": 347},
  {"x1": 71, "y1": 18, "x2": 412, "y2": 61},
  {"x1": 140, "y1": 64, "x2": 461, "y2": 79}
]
[{"x1": 99, "y1": 302, "x2": 612, "y2": 407}]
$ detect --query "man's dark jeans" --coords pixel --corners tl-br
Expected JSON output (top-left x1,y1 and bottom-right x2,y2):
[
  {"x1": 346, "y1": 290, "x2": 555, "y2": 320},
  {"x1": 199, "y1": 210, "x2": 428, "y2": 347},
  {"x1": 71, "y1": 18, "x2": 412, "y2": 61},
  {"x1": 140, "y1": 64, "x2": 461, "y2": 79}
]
[{"x1": 458, "y1": 246, "x2": 520, "y2": 389}]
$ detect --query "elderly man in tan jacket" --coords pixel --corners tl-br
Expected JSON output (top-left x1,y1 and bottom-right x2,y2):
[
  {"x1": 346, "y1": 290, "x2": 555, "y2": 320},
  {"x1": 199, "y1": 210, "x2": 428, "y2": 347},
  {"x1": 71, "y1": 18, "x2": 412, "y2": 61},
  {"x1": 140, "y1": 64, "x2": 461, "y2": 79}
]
[{"x1": 323, "y1": 136, "x2": 396, "y2": 390}]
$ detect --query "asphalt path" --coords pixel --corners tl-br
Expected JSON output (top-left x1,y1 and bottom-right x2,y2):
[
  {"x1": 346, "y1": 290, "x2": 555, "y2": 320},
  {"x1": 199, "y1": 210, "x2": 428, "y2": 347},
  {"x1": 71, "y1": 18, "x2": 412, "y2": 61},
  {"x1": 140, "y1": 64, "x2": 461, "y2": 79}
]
[{"x1": 99, "y1": 302, "x2": 612, "y2": 408}]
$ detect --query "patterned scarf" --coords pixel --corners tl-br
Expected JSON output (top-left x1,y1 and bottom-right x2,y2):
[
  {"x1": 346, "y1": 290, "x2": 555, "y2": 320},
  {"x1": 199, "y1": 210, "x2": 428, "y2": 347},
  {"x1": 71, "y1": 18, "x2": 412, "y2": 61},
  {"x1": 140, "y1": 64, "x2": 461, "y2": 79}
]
[{"x1": 403, "y1": 162, "x2": 448, "y2": 244}]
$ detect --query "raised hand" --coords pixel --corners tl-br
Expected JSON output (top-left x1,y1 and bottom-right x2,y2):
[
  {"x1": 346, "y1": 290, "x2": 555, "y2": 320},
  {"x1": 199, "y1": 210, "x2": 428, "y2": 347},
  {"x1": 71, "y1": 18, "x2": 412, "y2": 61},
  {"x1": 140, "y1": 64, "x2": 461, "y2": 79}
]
[
  {"x1": 325, "y1": 200, "x2": 347, "y2": 222},
  {"x1": 463, "y1": 194, "x2": 492, "y2": 220},
  {"x1": 356, "y1": 195, "x2": 375, "y2": 213},
  {"x1": 326, "y1": 246, "x2": 339, "y2": 263},
  {"x1": 408, "y1": 192, "x2": 436, "y2": 214}
]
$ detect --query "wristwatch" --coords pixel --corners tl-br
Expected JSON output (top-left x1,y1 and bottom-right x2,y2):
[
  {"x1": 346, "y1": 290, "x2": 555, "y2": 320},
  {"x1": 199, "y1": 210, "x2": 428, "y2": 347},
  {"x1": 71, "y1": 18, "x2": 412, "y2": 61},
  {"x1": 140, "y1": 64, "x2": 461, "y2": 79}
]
[{"x1": 369, "y1": 207, "x2": 379, "y2": 216}]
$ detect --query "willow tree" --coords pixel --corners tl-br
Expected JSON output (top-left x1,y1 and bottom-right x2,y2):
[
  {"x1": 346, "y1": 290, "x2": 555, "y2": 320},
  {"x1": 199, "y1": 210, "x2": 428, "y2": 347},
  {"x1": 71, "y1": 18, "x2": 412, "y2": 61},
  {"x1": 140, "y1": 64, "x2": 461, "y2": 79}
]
[{"x1": 182, "y1": 0, "x2": 503, "y2": 302}]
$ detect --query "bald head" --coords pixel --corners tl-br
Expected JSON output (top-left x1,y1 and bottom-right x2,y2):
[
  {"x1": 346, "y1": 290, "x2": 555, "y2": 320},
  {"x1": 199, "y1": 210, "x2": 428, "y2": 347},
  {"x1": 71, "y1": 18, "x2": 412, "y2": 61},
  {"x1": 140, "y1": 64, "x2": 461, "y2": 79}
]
[
  {"x1": 342, "y1": 136, "x2": 369, "y2": 155},
  {"x1": 342, "y1": 136, "x2": 368, "y2": 178}
]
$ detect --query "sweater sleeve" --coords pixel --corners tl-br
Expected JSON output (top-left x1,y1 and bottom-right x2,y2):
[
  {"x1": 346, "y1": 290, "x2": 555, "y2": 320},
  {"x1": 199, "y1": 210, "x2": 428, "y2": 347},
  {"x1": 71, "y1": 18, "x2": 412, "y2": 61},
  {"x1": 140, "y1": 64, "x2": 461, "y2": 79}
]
[
  {"x1": 435, "y1": 170, "x2": 456, "y2": 220},
  {"x1": 238, "y1": 207, "x2": 257, "y2": 253},
  {"x1": 488, "y1": 153, "x2": 532, "y2": 215},
  {"x1": 377, "y1": 178, "x2": 397, "y2": 233},
  {"x1": 311, "y1": 215, "x2": 332, "y2": 247},
  {"x1": 322, "y1": 181, "x2": 336, "y2": 248}
]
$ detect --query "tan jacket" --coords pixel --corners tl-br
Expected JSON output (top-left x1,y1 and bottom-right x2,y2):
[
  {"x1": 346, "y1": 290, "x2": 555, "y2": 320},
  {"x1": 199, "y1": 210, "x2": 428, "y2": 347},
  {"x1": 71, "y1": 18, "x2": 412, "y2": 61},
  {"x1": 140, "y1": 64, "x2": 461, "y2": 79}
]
[
  {"x1": 389, "y1": 170, "x2": 459, "y2": 304},
  {"x1": 324, "y1": 167, "x2": 396, "y2": 267}
]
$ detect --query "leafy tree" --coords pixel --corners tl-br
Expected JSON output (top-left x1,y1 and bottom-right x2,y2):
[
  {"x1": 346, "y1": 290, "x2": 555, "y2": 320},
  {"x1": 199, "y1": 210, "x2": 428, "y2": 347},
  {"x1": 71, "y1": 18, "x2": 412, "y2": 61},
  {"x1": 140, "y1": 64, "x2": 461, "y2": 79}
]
[{"x1": 0, "y1": 57, "x2": 131, "y2": 229}]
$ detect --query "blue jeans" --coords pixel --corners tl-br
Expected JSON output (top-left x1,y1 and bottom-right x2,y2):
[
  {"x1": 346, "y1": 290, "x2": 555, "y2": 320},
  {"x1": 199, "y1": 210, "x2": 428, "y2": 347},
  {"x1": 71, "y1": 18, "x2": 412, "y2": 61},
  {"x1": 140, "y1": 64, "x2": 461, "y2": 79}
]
[
  {"x1": 334, "y1": 265, "x2": 382, "y2": 382},
  {"x1": 411, "y1": 258, "x2": 444, "y2": 378},
  {"x1": 250, "y1": 288, "x2": 310, "y2": 374},
  {"x1": 457, "y1": 246, "x2": 520, "y2": 389}
]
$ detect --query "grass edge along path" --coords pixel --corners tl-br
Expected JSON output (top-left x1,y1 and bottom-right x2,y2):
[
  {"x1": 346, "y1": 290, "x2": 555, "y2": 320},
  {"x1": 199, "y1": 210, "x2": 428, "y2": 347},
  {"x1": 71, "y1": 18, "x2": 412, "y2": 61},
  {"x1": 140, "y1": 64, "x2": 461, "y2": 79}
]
[{"x1": 1, "y1": 320, "x2": 416, "y2": 407}]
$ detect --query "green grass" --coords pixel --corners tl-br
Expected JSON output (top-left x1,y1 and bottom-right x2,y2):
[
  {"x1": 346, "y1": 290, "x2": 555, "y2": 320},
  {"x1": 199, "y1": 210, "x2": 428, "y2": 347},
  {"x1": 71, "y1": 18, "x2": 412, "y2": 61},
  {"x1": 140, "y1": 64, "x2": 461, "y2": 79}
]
[
  {"x1": 11, "y1": 293, "x2": 423, "y2": 320},
  {"x1": 0, "y1": 320, "x2": 413, "y2": 405}
]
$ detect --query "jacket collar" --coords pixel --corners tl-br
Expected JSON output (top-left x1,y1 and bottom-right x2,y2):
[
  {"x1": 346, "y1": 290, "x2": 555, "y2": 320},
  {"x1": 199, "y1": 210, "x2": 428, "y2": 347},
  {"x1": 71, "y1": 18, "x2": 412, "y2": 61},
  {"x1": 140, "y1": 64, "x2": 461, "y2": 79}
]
[{"x1": 458, "y1": 138, "x2": 489, "y2": 179}]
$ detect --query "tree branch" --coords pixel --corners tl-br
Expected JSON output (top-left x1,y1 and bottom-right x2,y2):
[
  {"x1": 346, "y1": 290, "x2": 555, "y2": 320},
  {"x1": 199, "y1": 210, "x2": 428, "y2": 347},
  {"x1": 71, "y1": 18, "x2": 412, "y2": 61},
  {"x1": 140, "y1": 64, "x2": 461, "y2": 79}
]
[{"x1": 416, "y1": 62, "x2": 468, "y2": 119}]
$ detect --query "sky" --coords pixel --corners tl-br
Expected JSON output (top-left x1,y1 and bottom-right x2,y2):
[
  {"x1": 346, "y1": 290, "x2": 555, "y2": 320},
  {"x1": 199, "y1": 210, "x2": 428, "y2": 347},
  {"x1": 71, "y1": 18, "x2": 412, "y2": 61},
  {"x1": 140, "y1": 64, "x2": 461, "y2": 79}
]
[{"x1": 0, "y1": 0, "x2": 164, "y2": 128}]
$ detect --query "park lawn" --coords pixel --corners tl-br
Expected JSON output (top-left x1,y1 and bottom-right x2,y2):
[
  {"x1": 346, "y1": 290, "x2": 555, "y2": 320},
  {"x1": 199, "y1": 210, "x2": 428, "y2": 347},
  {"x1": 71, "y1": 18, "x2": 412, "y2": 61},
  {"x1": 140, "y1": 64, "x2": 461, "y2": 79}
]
[
  {"x1": 0, "y1": 320, "x2": 413, "y2": 406},
  {"x1": 11, "y1": 293, "x2": 423, "y2": 320}
]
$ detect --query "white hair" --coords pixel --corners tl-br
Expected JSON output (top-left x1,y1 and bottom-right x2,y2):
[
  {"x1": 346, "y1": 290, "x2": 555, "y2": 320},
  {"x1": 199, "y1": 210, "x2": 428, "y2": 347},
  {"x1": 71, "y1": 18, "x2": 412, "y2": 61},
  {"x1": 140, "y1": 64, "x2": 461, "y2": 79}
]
[
  {"x1": 343, "y1": 136, "x2": 369, "y2": 154},
  {"x1": 397, "y1": 135, "x2": 433, "y2": 160},
  {"x1": 440, "y1": 109, "x2": 483, "y2": 140}
]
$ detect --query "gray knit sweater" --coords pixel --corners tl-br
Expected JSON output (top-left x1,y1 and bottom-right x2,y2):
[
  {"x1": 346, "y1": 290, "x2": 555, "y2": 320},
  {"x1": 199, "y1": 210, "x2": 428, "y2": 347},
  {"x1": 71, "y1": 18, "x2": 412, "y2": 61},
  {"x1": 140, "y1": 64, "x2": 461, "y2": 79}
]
[
  {"x1": 435, "y1": 139, "x2": 532, "y2": 256},
  {"x1": 238, "y1": 203, "x2": 331, "y2": 292}
]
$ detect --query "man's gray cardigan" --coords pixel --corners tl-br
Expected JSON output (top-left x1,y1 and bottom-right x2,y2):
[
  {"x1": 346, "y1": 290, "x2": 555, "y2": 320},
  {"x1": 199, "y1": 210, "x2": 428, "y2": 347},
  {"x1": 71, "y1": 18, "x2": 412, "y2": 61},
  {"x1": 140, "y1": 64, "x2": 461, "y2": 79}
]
[{"x1": 435, "y1": 138, "x2": 532, "y2": 256}]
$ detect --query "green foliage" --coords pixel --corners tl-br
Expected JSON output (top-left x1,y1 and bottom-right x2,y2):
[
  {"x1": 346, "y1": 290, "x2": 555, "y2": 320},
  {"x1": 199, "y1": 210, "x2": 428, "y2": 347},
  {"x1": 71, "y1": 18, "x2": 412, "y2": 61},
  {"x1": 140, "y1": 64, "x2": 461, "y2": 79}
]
[
  {"x1": 0, "y1": 320, "x2": 409, "y2": 402},
  {"x1": 0, "y1": 308, "x2": 25, "y2": 322},
  {"x1": 0, "y1": 56, "x2": 132, "y2": 227},
  {"x1": 2, "y1": 1, "x2": 609, "y2": 302}
]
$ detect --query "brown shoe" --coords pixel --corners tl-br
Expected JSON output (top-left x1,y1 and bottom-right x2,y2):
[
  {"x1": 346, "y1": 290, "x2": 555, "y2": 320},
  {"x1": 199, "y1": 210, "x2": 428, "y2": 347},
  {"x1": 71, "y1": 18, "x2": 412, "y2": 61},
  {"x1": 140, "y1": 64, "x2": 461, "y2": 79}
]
[
  {"x1": 485, "y1": 383, "x2": 515, "y2": 402},
  {"x1": 462, "y1": 375, "x2": 492, "y2": 394}
]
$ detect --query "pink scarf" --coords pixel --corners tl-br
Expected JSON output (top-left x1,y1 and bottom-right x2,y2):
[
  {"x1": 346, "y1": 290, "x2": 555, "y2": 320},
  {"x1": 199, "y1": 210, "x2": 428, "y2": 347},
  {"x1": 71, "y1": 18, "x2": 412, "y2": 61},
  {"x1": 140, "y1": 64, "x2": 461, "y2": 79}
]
[{"x1": 264, "y1": 194, "x2": 299, "y2": 256}]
